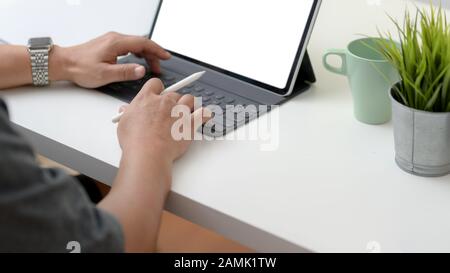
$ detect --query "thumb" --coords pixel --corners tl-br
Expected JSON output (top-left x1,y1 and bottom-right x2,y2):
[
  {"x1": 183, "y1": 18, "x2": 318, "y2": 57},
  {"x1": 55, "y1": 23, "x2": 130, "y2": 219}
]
[{"x1": 104, "y1": 64, "x2": 146, "y2": 83}]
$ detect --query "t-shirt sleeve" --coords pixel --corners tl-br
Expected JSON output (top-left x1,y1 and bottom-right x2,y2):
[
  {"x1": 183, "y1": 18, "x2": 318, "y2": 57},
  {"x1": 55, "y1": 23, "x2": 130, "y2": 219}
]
[{"x1": 0, "y1": 99, "x2": 124, "y2": 253}]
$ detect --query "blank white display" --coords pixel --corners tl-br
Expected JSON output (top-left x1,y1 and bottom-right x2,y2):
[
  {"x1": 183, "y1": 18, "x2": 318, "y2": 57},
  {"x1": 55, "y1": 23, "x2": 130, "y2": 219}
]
[{"x1": 152, "y1": 0, "x2": 315, "y2": 89}]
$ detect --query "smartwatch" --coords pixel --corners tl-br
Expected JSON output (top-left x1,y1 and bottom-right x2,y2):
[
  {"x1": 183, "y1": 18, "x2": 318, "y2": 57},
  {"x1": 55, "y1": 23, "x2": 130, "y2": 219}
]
[{"x1": 27, "y1": 37, "x2": 53, "y2": 86}]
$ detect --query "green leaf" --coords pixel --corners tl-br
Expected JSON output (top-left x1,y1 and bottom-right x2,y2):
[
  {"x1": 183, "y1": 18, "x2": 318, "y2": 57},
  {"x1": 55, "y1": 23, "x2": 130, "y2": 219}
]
[
  {"x1": 376, "y1": 3, "x2": 450, "y2": 111},
  {"x1": 425, "y1": 83, "x2": 442, "y2": 111}
]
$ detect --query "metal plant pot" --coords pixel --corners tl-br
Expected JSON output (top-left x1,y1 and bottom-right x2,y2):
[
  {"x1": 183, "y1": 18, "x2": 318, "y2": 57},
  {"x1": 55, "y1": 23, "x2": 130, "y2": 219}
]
[{"x1": 391, "y1": 83, "x2": 450, "y2": 177}]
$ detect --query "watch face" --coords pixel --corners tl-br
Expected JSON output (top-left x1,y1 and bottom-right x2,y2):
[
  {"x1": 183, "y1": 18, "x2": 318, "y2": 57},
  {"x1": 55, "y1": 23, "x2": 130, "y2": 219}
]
[{"x1": 29, "y1": 37, "x2": 53, "y2": 48}]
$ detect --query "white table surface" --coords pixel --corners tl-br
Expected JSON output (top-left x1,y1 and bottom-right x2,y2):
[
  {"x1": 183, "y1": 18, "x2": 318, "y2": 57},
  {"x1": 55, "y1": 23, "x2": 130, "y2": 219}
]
[{"x1": 2, "y1": 0, "x2": 450, "y2": 253}]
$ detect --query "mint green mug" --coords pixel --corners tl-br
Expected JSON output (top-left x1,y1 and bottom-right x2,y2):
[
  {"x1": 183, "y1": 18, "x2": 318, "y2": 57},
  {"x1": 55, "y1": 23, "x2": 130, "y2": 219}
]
[{"x1": 323, "y1": 38, "x2": 399, "y2": 125}]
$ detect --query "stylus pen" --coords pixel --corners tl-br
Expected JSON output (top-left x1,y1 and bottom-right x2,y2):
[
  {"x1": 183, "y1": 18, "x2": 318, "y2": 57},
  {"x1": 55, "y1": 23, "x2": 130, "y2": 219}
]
[{"x1": 111, "y1": 71, "x2": 206, "y2": 123}]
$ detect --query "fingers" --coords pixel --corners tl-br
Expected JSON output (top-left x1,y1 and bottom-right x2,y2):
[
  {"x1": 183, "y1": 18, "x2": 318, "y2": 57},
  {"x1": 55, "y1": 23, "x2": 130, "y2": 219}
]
[
  {"x1": 140, "y1": 78, "x2": 165, "y2": 95},
  {"x1": 134, "y1": 53, "x2": 161, "y2": 74},
  {"x1": 148, "y1": 56, "x2": 161, "y2": 74},
  {"x1": 110, "y1": 33, "x2": 171, "y2": 61},
  {"x1": 177, "y1": 94, "x2": 195, "y2": 112},
  {"x1": 103, "y1": 63, "x2": 146, "y2": 83},
  {"x1": 165, "y1": 92, "x2": 182, "y2": 102}
]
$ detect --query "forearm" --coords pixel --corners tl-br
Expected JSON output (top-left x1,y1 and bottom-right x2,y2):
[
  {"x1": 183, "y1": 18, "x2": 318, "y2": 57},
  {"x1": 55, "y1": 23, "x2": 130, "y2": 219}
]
[
  {"x1": 0, "y1": 45, "x2": 32, "y2": 89},
  {"x1": 98, "y1": 149, "x2": 172, "y2": 253},
  {"x1": 0, "y1": 45, "x2": 69, "y2": 90}
]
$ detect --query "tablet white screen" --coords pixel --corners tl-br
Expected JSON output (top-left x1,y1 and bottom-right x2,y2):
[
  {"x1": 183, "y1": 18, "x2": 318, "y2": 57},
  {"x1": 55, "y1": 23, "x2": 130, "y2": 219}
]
[{"x1": 152, "y1": 0, "x2": 315, "y2": 89}]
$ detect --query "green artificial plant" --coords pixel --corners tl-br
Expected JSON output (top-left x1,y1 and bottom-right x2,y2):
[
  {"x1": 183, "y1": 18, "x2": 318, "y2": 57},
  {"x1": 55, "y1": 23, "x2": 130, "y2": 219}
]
[{"x1": 377, "y1": 3, "x2": 450, "y2": 112}]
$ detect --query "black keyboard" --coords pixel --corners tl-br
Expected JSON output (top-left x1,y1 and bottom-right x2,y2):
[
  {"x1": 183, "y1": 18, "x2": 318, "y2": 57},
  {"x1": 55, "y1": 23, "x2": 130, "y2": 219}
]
[{"x1": 98, "y1": 71, "x2": 266, "y2": 137}]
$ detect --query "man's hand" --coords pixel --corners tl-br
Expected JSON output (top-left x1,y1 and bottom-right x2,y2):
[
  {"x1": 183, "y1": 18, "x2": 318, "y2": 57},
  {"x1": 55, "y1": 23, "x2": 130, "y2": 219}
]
[
  {"x1": 50, "y1": 32, "x2": 171, "y2": 88},
  {"x1": 117, "y1": 78, "x2": 208, "y2": 192},
  {"x1": 99, "y1": 79, "x2": 210, "y2": 252}
]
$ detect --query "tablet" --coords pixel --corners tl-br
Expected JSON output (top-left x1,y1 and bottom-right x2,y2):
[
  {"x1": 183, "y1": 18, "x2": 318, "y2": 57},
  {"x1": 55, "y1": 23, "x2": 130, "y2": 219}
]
[{"x1": 151, "y1": 0, "x2": 321, "y2": 96}]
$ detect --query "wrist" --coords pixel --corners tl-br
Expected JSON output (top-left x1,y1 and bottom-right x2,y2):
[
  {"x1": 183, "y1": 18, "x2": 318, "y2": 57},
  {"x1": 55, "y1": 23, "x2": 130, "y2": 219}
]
[
  {"x1": 49, "y1": 45, "x2": 72, "y2": 82},
  {"x1": 121, "y1": 145, "x2": 174, "y2": 193},
  {"x1": 123, "y1": 144, "x2": 173, "y2": 169},
  {"x1": 123, "y1": 140, "x2": 174, "y2": 165}
]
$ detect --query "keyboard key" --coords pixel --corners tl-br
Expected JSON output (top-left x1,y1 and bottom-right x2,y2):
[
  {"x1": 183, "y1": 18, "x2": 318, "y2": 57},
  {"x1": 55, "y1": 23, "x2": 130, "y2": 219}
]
[
  {"x1": 215, "y1": 95, "x2": 225, "y2": 100},
  {"x1": 179, "y1": 89, "x2": 191, "y2": 94},
  {"x1": 220, "y1": 102, "x2": 230, "y2": 110},
  {"x1": 163, "y1": 80, "x2": 175, "y2": 87},
  {"x1": 194, "y1": 86, "x2": 205, "y2": 92},
  {"x1": 162, "y1": 75, "x2": 175, "y2": 81},
  {"x1": 204, "y1": 90, "x2": 214, "y2": 96},
  {"x1": 225, "y1": 98, "x2": 235, "y2": 104}
]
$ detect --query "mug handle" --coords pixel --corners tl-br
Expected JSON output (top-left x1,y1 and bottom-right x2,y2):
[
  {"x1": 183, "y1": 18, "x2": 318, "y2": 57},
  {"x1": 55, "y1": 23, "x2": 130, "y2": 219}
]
[{"x1": 323, "y1": 49, "x2": 347, "y2": 75}]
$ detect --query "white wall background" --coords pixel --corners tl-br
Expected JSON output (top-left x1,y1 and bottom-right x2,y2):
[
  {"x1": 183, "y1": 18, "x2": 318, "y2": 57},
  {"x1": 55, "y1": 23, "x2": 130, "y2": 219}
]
[
  {"x1": 416, "y1": 0, "x2": 450, "y2": 8},
  {"x1": 0, "y1": 0, "x2": 447, "y2": 47},
  {"x1": 0, "y1": 0, "x2": 160, "y2": 46}
]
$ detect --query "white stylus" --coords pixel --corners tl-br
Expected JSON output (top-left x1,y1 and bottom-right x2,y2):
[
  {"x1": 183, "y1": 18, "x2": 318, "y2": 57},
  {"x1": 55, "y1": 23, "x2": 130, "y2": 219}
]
[{"x1": 111, "y1": 71, "x2": 206, "y2": 123}]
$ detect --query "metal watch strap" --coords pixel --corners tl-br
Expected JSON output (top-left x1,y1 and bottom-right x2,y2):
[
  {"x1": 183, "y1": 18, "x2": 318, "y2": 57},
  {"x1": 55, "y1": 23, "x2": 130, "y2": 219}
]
[{"x1": 30, "y1": 49, "x2": 49, "y2": 86}]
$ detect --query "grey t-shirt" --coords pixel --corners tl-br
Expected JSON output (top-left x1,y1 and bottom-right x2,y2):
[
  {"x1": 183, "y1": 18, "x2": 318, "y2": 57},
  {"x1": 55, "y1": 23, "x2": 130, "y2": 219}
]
[{"x1": 0, "y1": 98, "x2": 124, "y2": 252}]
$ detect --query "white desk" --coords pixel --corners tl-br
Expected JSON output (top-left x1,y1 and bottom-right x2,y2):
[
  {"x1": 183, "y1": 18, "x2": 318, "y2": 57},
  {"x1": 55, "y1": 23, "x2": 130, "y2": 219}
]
[{"x1": 2, "y1": 0, "x2": 450, "y2": 253}]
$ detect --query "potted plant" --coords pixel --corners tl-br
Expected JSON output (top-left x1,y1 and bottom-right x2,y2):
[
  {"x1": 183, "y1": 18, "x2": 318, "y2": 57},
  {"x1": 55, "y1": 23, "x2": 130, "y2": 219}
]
[{"x1": 377, "y1": 4, "x2": 450, "y2": 177}]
